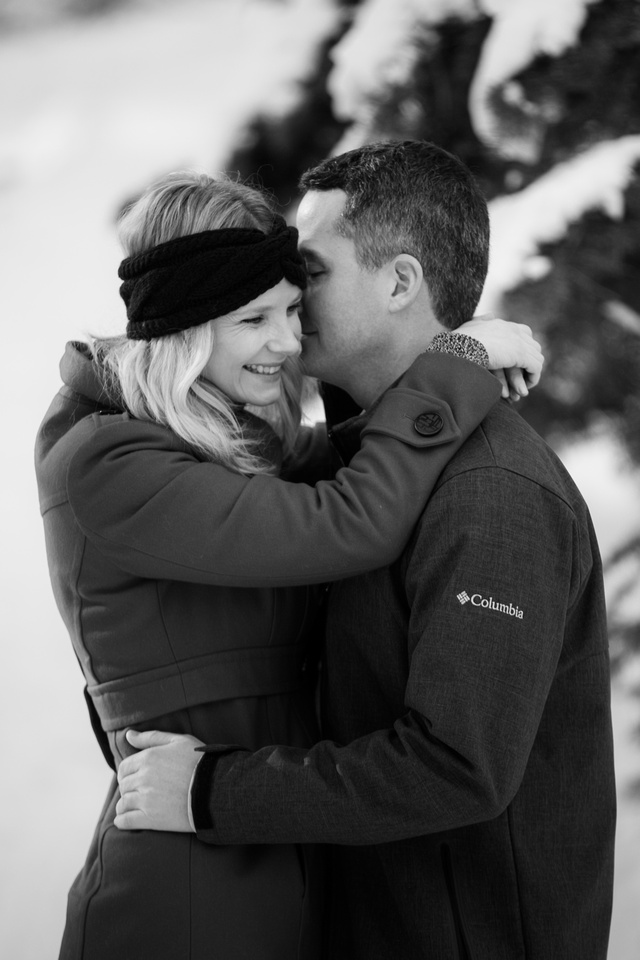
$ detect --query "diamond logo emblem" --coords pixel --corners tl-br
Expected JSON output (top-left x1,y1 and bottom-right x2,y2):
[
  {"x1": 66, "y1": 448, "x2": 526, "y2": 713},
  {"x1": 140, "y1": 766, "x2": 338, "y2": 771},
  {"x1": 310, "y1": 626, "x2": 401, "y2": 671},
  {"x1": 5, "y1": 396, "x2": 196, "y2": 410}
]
[{"x1": 457, "y1": 591, "x2": 470, "y2": 605}]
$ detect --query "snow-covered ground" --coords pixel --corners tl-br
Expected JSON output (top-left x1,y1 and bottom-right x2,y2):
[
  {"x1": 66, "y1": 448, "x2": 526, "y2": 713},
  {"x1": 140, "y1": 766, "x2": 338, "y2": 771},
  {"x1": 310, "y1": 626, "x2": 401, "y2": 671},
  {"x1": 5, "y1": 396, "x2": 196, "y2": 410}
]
[{"x1": 0, "y1": 2, "x2": 639, "y2": 958}]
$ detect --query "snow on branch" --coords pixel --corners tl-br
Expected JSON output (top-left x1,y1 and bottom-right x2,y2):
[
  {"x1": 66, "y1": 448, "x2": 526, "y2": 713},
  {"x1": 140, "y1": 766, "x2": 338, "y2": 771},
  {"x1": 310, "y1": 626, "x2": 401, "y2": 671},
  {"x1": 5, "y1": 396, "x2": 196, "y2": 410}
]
[
  {"x1": 603, "y1": 301, "x2": 640, "y2": 337},
  {"x1": 469, "y1": 0, "x2": 603, "y2": 162},
  {"x1": 327, "y1": 0, "x2": 478, "y2": 150},
  {"x1": 479, "y1": 136, "x2": 640, "y2": 312}
]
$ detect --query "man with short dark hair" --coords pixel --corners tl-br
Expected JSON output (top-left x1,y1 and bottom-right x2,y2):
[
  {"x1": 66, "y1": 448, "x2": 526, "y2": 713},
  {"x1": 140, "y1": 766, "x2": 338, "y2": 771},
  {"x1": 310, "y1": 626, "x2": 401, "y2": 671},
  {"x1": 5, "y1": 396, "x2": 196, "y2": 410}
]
[{"x1": 116, "y1": 140, "x2": 616, "y2": 960}]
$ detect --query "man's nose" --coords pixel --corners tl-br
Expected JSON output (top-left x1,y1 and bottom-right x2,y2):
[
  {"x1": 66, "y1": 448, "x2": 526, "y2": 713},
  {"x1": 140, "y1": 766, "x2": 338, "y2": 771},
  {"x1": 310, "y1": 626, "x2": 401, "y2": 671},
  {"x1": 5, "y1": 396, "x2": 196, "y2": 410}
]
[{"x1": 300, "y1": 290, "x2": 311, "y2": 319}]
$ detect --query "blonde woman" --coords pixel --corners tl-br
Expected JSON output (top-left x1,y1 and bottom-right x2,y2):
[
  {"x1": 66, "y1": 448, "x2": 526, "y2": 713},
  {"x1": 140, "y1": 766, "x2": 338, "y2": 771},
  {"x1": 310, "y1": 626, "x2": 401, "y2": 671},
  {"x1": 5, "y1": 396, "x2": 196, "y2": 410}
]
[{"x1": 36, "y1": 171, "x2": 539, "y2": 960}]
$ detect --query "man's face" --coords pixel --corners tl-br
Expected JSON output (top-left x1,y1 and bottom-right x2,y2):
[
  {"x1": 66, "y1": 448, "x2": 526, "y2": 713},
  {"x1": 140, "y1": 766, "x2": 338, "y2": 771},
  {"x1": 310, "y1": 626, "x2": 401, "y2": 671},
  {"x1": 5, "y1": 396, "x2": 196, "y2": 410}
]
[{"x1": 296, "y1": 189, "x2": 388, "y2": 389}]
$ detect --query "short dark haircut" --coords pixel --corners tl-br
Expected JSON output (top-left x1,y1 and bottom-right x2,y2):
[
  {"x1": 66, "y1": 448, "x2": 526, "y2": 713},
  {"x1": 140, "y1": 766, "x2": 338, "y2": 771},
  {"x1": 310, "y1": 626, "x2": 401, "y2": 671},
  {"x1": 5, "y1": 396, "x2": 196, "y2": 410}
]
[{"x1": 299, "y1": 140, "x2": 489, "y2": 329}]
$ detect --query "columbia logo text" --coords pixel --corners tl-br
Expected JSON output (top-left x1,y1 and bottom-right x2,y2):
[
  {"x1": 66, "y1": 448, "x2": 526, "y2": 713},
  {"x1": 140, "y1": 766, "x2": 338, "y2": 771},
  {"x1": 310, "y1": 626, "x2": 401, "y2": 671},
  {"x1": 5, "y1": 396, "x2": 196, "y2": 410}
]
[{"x1": 457, "y1": 591, "x2": 524, "y2": 620}]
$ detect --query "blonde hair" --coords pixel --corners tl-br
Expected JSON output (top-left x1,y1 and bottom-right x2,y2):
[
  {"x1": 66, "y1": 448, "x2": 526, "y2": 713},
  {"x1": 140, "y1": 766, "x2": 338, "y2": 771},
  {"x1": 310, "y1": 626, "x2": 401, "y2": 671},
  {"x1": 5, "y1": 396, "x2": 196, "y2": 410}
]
[{"x1": 94, "y1": 171, "x2": 307, "y2": 475}]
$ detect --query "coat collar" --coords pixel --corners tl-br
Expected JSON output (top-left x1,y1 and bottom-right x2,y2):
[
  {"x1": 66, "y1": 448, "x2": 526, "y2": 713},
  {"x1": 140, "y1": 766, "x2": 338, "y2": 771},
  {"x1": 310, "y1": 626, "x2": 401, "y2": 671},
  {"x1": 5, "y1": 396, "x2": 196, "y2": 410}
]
[{"x1": 60, "y1": 341, "x2": 123, "y2": 410}]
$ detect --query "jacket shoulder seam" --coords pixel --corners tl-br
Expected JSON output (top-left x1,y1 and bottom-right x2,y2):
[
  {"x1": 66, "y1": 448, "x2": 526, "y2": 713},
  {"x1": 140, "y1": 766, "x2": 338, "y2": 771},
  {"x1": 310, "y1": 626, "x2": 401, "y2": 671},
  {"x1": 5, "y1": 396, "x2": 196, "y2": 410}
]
[{"x1": 436, "y1": 461, "x2": 580, "y2": 521}]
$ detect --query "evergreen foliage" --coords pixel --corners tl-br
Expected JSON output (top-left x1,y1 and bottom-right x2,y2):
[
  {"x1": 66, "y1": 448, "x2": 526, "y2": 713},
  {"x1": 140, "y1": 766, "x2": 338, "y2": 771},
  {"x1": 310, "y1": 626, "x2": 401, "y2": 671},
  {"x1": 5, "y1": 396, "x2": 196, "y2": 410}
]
[{"x1": 223, "y1": 0, "x2": 640, "y2": 665}]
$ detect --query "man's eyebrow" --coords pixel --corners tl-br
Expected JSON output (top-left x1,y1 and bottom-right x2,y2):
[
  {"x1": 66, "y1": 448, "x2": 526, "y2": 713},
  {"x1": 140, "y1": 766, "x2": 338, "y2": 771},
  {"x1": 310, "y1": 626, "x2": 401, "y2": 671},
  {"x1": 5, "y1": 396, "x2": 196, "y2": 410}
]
[{"x1": 299, "y1": 246, "x2": 327, "y2": 265}]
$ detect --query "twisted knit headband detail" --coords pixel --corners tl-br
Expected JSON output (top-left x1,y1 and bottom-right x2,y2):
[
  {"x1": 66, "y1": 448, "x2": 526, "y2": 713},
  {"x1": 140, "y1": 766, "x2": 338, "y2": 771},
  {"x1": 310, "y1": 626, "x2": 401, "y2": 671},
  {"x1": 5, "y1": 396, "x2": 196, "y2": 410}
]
[{"x1": 119, "y1": 215, "x2": 307, "y2": 341}]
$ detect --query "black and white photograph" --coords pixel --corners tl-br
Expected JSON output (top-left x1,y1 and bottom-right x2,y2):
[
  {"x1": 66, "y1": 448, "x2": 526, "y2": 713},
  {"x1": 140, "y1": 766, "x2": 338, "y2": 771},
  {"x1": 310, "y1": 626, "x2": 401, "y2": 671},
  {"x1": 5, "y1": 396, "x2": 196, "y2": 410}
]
[{"x1": 1, "y1": 1, "x2": 639, "y2": 957}]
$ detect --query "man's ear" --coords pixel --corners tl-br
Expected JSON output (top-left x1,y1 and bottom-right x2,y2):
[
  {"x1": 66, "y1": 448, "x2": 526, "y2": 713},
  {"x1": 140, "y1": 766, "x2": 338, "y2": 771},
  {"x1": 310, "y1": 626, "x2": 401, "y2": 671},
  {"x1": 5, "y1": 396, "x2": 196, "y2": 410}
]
[{"x1": 388, "y1": 254, "x2": 423, "y2": 313}]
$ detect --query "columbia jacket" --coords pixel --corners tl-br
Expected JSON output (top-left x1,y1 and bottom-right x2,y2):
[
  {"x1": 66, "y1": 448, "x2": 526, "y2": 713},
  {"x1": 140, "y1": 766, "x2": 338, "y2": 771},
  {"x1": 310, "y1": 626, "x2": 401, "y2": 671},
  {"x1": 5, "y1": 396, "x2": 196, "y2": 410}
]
[{"x1": 190, "y1": 401, "x2": 616, "y2": 960}]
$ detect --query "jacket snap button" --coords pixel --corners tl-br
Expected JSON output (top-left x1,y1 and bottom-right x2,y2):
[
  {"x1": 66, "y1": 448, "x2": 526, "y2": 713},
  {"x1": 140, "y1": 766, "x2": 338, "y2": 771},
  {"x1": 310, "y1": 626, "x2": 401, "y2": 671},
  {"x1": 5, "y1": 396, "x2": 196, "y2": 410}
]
[{"x1": 414, "y1": 412, "x2": 444, "y2": 436}]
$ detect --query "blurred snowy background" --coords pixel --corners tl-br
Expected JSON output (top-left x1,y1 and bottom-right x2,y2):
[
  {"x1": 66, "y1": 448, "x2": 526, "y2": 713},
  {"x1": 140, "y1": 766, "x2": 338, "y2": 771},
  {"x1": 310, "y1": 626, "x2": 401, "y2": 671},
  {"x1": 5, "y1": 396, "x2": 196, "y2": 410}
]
[{"x1": 1, "y1": 0, "x2": 639, "y2": 957}]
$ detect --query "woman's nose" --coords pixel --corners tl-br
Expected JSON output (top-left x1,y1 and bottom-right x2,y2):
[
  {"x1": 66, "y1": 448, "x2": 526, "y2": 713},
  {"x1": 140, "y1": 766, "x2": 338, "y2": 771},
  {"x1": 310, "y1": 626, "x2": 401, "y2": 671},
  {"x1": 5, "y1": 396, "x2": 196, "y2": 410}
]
[{"x1": 268, "y1": 315, "x2": 302, "y2": 355}]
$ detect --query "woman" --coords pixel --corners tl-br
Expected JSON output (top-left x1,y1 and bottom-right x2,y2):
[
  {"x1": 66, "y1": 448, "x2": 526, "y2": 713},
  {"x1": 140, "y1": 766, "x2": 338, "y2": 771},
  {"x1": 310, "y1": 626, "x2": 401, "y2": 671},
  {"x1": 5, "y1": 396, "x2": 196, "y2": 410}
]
[{"x1": 35, "y1": 171, "x2": 535, "y2": 960}]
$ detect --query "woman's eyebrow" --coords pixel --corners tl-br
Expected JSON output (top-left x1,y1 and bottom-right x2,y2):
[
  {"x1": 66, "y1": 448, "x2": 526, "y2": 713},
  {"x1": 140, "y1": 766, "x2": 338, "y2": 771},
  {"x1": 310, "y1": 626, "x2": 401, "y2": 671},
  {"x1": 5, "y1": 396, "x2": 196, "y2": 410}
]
[{"x1": 226, "y1": 303, "x2": 266, "y2": 319}]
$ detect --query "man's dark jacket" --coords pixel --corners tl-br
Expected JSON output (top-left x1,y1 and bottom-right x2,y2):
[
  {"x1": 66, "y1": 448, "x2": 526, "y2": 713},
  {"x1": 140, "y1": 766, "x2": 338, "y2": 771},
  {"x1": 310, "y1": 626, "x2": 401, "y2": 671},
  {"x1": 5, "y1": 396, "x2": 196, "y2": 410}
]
[{"x1": 192, "y1": 400, "x2": 616, "y2": 960}]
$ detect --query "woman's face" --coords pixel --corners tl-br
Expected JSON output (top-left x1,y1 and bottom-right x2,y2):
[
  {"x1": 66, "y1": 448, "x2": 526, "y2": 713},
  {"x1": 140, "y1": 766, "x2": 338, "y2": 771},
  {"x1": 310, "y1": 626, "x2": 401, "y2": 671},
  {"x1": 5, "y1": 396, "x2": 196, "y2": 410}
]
[{"x1": 202, "y1": 278, "x2": 303, "y2": 406}]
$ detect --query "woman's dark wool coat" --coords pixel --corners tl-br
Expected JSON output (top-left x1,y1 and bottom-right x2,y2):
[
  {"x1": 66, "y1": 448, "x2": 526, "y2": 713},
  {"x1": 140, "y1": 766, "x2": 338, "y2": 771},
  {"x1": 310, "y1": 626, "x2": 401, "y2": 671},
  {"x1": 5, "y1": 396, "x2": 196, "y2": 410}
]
[{"x1": 34, "y1": 342, "x2": 500, "y2": 960}]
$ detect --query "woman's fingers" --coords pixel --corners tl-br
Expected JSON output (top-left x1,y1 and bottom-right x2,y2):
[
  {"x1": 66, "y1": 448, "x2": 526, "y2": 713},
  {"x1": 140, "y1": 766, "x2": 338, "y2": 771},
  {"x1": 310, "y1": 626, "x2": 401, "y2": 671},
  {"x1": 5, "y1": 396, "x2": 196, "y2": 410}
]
[
  {"x1": 524, "y1": 349, "x2": 544, "y2": 388},
  {"x1": 455, "y1": 317, "x2": 545, "y2": 381},
  {"x1": 504, "y1": 367, "x2": 529, "y2": 399},
  {"x1": 492, "y1": 369, "x2": 510, "y2": 399}
]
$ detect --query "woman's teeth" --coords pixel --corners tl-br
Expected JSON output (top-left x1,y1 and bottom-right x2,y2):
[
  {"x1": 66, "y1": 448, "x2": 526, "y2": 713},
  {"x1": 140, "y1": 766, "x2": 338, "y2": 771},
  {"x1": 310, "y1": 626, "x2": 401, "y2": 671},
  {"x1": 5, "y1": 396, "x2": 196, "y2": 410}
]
[{"x1": 244, "y1": 364, "x2": 281, "y2": 375}]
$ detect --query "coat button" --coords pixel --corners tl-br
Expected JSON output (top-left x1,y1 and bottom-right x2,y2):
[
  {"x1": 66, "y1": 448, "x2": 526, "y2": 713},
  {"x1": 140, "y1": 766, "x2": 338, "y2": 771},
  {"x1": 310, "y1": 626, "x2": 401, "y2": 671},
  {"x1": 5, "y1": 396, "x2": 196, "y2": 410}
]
[{"x1": 414, "y1": 412, "x2": 444, "y2": 436}]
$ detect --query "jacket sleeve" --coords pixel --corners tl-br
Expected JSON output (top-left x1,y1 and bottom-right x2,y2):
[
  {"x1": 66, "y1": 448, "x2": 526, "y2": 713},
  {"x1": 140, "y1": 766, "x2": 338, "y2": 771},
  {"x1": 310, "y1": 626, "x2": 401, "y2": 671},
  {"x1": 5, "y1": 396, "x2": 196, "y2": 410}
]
[
  {"x1": 66, "y1": 352, "x2": 500, "y2": 588},
  {"x1": 190, "y1": 466, "x2": 583, "y2": 844}
]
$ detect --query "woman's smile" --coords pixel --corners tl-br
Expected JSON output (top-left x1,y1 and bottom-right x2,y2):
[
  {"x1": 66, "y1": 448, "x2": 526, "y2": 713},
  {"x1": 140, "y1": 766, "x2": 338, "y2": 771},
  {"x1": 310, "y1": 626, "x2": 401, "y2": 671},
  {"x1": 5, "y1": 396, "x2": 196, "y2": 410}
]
[{"x1": 243, "y1": 363, "x2": 283, "y2": 376}]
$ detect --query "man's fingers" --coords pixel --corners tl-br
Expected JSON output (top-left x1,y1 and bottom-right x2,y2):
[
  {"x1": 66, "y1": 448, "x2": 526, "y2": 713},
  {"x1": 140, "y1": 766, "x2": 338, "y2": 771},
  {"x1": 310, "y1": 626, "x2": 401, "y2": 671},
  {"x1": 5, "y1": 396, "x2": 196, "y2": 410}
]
[
  {"x1": 114, "y1": 732, "x2": 203, "y2": 833},
  {"x1": 118, "y1": 729, "x2": 195, "y2": 785},
  {"x1": 116, "y1": 764, "x2": 144, "y2": 798},
  {"x1": 116, "y1": 768, "x2": 138, "y2": 796},
  {"x1": 116, "y1": 731, "x2": 167, "y2": 784},
  {"x1": 115, "y1": 780, "x2": 156, "y2": 831},
  {"x1": 114, "y1": 810, "x2": 148, "y2": 831},
  {"x1": 116, "y1": 750, "x2": 145, "y2": 783},
  {"x1": 115, "y1": 789, "x2": 139, "y2": 816},
  {"x1": 126, "y1": 728, "x2": 176, "y2": 749}
]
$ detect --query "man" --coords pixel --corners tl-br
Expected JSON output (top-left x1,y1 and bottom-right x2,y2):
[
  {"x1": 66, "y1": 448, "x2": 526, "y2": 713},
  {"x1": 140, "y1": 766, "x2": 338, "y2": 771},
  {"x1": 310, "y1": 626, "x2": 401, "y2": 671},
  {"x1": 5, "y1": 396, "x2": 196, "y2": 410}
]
[{"x1": 116, "y1": 141, "x2": 615, "y2": 959}]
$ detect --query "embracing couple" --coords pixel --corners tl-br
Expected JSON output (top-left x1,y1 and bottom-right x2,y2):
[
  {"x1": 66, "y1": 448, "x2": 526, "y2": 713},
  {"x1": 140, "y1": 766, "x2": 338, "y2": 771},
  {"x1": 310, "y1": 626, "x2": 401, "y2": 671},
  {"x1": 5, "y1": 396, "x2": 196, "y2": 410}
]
[{"x1": 36, "y1": 139, "x2": 615, "y2": 960}]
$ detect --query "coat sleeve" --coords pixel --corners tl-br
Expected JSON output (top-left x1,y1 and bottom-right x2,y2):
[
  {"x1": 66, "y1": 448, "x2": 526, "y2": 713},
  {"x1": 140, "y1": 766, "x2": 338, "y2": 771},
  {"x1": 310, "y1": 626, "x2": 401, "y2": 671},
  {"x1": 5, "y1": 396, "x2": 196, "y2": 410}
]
[
  {"x1": 66, "y1": 353, "x2": 500, "y2": 587},
  {"x1": 189, "y1": 466, "x2": 583, "y2": 844}
]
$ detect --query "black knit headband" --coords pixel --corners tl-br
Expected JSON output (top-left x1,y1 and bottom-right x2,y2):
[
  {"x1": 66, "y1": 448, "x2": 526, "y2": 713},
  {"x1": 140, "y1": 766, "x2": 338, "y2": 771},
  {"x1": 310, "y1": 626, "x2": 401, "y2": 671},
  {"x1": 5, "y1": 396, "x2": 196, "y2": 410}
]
[{"x1": 118, "y1": 215, "x2": 307, "y2": 341}]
